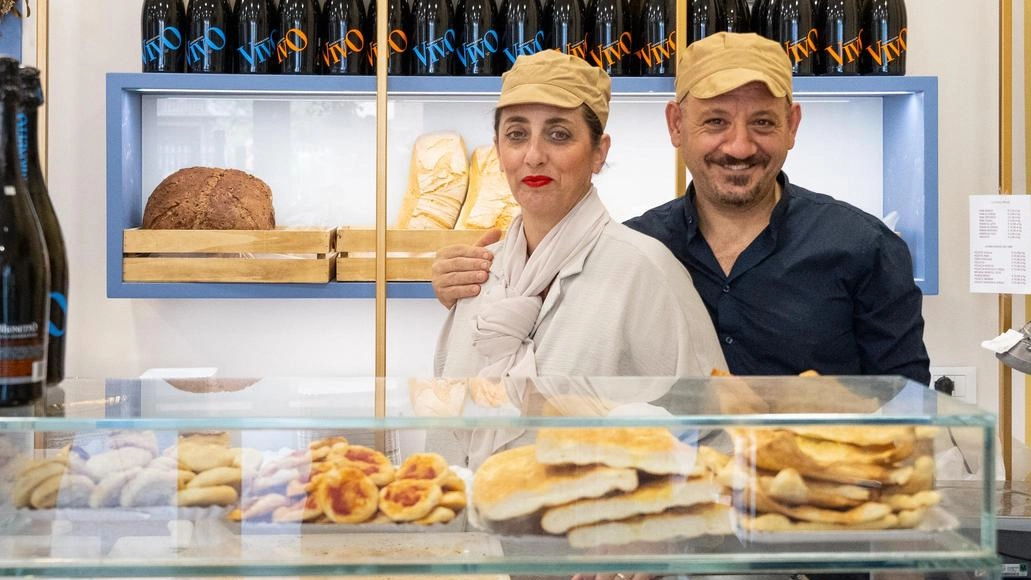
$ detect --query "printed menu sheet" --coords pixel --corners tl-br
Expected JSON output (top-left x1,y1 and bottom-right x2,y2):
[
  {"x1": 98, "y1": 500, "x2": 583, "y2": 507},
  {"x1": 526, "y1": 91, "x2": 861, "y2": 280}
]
[{"x1": 970, "y1": 195, "x2": 1031, "y2": 293}]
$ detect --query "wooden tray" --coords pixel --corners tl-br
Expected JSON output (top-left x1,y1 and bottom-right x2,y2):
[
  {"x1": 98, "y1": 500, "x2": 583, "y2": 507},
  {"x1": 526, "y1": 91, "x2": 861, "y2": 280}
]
[
  {"x1": 336, "y1": 229, "x2": 490, "y2": 282},
  {"x1": 123, "y1": 227, "x2": 336, "y2": 283}
]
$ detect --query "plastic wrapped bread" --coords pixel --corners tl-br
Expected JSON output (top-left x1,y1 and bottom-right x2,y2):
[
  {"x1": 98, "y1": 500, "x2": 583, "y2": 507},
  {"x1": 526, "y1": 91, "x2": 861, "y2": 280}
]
[
  {"x1": 397, "y1": 132, "x2": 470, "y2": 229},
  {"x1": 456, "y1": 145, "x2": 520, "y2": 231}
]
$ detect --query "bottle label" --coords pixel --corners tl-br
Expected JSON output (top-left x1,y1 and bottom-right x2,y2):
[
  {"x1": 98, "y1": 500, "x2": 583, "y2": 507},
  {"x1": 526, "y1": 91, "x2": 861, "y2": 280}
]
[
  {"x1": 15, "y1": 112, "x2": 28, "y2": 179},
  {"x1": 866, "y1": 26, "x2": 907, "y2": 67},
  {"x1": 0, "y1": 323, "x2": 45, "y2": 384},
  {"x1": 368, "y1": 30, "x2": 411, "y2": 66},
  {"x1": 276, "y1": 28, "x2": 311, "y2": 64},
  {"x1": 142, "y1": 26, "x2": 183, "y2": 64},
  {"x1": 457, "y1": 29, "x2": 500, "y2": 68},
  {"x1": 825, "y1": 30, "x2": 863, "y2": 66},
  {"x1": 413, "y1": 29, "x2": 457, "y2": 68},
  {"x1": 322, "y1": 29, "x2": 366, "y2": 67},
  {"x1": 186, "y1": 26, "x2": 227, "y2": 65},
  {"x1": 238, "y1": 30, "x2": 279, "y2": 67},
  {"x1": 563, "y1": 37, "x2": 589, "y2": 59},
  {"x1": 588, "y1": 31, "x2": 632, "y2": 69},
  {"x1": 502, "y1": 30, "x2": 545, "y2": 64},
  {"x1": 634, "y1": 29, "x2": 675, "y2": 69},
  {"x1": 49, "y1": 292, "x2": 67, "y2": 338},
  {"x1": 782, "y1": 28, "x2": 818, "y2": 67}
]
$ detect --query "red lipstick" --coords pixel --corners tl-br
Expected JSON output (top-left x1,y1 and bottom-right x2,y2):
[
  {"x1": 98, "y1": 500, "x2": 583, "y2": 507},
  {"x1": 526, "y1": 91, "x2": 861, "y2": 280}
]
[{"x1": 522, "y1": 176, "x2": 553, "y2": 187}]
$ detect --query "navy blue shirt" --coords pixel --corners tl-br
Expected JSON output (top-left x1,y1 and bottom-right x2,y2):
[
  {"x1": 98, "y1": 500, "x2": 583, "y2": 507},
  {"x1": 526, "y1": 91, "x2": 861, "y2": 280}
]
[{"x1": 625, "y1": 173, "x2": 931, "y2": 384}]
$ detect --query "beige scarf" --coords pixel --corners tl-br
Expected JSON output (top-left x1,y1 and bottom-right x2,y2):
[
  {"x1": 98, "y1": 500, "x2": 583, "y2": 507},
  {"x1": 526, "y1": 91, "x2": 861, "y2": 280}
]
[{"x1": 472, "y1": 186, "x2": 610, "y2": 378}]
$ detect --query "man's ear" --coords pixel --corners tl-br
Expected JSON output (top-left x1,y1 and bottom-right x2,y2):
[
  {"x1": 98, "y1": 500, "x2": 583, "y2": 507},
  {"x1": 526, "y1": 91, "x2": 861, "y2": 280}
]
[{"x1": 665, "y1": 100, "x2": 683, "y2": 148}]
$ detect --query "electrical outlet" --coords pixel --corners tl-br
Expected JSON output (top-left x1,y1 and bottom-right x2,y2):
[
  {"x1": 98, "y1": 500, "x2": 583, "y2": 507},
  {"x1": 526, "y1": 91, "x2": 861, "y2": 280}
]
[{"x1": 929, "y1": 366, "x2": 978, "y2": 406}]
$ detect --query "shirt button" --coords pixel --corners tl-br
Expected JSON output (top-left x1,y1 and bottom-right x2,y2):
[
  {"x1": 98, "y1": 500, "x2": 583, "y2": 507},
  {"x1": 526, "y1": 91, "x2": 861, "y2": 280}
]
[
  {"x1": 722, "y1": 285, "x2": 730, "y2": 293},
  {"x1": 687, "y1": 217, "x2": 694, "y2": 224},
  {"x1": 724, "y1": 336, "x2": 734, "y2": 345}
]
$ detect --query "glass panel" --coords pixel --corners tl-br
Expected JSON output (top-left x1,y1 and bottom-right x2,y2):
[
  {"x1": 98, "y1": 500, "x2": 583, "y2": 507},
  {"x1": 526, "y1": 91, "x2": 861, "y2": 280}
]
[
  {"x1": 141, "y1": 95, "x2": 378, "y2": 228},
  {"x1": 0, "y1": 377, "x2": 997, "y2": 576}
]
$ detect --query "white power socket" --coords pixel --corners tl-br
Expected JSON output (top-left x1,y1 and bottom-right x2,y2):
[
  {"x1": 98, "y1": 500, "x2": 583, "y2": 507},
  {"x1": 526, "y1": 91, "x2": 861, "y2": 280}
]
[{"x1": 929, "y1": 366, "x2": 978, "y2": 406}]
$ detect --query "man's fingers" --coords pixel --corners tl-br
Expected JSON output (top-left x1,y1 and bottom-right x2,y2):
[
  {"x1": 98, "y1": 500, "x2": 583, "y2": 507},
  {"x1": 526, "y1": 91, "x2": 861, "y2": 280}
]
[{"x1": 475, "y1": 229, "x2": 502, "y2": 248}]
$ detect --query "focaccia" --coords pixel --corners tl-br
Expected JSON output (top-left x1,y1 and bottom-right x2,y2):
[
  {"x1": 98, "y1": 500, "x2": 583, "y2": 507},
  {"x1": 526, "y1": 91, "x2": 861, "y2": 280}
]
[
  {"x1": 535, "y1": 427, "x2": 702, "y2": 476},
  {"x1": 397, "y1": 132, "x2": 469, "y2": 229}
]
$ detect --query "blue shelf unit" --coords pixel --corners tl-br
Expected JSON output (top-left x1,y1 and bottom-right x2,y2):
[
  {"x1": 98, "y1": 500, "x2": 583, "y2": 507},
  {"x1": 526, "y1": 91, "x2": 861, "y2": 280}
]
[{"x1": 107, "y1": 74, "x2": 937, "y2": 299}]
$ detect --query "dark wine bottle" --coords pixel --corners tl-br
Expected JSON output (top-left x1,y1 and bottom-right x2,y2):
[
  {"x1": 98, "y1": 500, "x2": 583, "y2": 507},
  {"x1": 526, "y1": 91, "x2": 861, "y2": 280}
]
[
  {"x1": 366, "y1": 0, "x2": 413, "y2": 74},
  {"x1": 499, "y1": 0, "x2": 545, "y2": 70},
  {"x1": 751, "y1": 0, "x2": 773, "y2": 37},
  {"x1": 186, "y1": 0, "x2": 232, "y2": 72},
  {"x1": 278, "y1": 0, "x2": 320, "y2": 73},
  {"x1": 235, "y1": 0, "x2": 279, "y2": 73},
  {"x1": 456, "y1": 0, "x2": 501, "y2": 74},
  {"x1": 411, "y1": 0, "x2": 457, "y2": 74},
  {"x1": 861, "y1": 0, "x2": 906, "y2": 75},
  {"x1": 322, "y1": 0, "x2": 368, "y2": 73},
  {"x1": 16, "y1": 68, "x2": 66, "y2": 387},
  {"x1": 688, "y1": 0, "x2": 725, "y2": 44},
  {"x1": 586, "y1": 0, "x2": 633, "y2": 75},
  {"x1": 141, "y1": 0, "x2": 187, "y2": 72},
  {"x1": 545, "y1": 0, "x2": 587, "y2": 59},
  {"x1": 771, "y1": 0, "x2": 817, "y2": 75},
  {"x1": 723, "y1": 0, "x2": 750, "y2": 32},
  {"x1": 0, "y1": 58, "x2": 48, "y2": 406},
  {"x1": 817, "y1": 0, "x2": 861, "y2": 74},
  {"x1": 634, "y1": 0, "x2": 674, "y2": 76}
]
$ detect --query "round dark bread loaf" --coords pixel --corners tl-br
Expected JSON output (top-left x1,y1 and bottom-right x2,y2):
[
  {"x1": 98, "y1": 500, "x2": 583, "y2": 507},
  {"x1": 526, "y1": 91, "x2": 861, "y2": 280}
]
[{"x1": 142, "y1": 167, "x2": 275, "y2": 230}]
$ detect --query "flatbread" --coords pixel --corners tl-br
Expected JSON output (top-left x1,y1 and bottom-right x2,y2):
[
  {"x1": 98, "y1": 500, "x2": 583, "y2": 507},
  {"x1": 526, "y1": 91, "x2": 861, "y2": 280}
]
[
  {"x1": 730, "y1": 429, "x2": 890, "y2": 486},
  {"x1": 535, "y1": 428, "x2": 702, "y2": 476},
  {"x1": 785, "y1": 426, "x2": 916, "y2": 448},
  {"x1": 566, "y1": 503, "x2": 732, "y2": 548},
  {"x1": 541, "y1": 475, "x2": 722, "y2": 534},
  {"x1": 737, "y1": 511, "x2": 901, "y2": 532},
  {"x1": 736, "y1": 483, "x2": 892, "y2": 525},
  {"x1": 793, "y1": 434, "x2": 914, "y2": 466},
  {"x1": 473, "y1": 445, "x2": 638, "y2": 522},
  {"x1": 763, "y1": 468, "x2": 872, "y2": 509}
]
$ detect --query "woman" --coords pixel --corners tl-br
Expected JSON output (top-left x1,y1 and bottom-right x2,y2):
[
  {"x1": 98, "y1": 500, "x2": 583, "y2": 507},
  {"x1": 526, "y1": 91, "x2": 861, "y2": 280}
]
[{"x1": 435, "y1": 50, "x2": 726, "y2": 383}]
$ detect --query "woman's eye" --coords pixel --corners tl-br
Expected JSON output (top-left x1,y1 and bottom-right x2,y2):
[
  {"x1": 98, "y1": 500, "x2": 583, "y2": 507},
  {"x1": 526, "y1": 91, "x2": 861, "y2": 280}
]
[
  {"x1": 505, "y1": 129, "x2": 526, "y2": 141},
  {"x1": 548, "y1": 129, "x2": 571, "y2": 141}
]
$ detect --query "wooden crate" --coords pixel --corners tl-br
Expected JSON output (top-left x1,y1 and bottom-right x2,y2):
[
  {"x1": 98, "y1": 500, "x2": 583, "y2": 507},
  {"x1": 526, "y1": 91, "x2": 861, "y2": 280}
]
[
  {"x1": 336, "y1": 228, "x2": 490, "y2": 281},
  {"x1": 123, "y1": 227, "x2": 336, "y2": 283}
]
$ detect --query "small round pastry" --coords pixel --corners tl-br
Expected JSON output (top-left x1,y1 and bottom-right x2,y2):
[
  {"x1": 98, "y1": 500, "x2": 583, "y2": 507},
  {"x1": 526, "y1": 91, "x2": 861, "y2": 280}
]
[
  {"x1": 315, "y1": 465, "x2": 379, "y2": 524},
  {"x1": 335, "y1": 445, "x2": 396, "y2": 487},
  {"x1": 441, "y1": 470, "x2": 465, "y2": 492},
  {"x1": 177, "y1": 444, "x2": 235, "y2": 474},
  {"x1": 187, "y1": 466, "x2": 243, "y2": 491},
  {"x1": 107, "y1": 430, "x2": 159, "y2": 456},
  {"x1": 90, "y1": 467, "x2": 142, "y2": 508},
  {"x1": 120, "y1": 468, "x2": 179, "y2": 507},
  {"x1": 30, "y1": 474, "x2": 95, "y2": 509},
  {"x1": 378, "y1": 479, "x2": 443, "y2": 523},
  {"x1": 85, "y1": 447, "x2": 154, "y2": 482},
  {"x1": 395, "y1": 453, "x2": 449, "y2": 486},
  {"x1": 310, "y1": 436, "x2": 349, "y2": 450},
  {"x1": 413, "y1": 505, "x2": 456, "y2": 525},
  {"x1": 439, "y1": 490, "x2": 467, "y2": 512},
  {"x1": 11, "y1": 461, "x2": 67, "y2": 508},
  {"x1": 177, "y1": 485, "x2": 239, "y2": 507}
]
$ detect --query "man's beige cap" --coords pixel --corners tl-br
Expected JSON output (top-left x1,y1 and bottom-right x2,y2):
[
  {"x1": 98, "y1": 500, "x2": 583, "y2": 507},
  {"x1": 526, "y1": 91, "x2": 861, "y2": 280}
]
[
  {"x1": 497, "y1": 50, "x2": 612, "y2": 129},
  {"x1": 675, "y1": 32, "x2": 793, "y2": 104}
]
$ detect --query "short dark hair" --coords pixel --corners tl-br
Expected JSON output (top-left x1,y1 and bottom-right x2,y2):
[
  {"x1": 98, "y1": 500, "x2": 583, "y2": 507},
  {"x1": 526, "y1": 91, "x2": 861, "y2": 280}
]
[{"x1": 494, "y1": 104, "x2": 604, "y2": 148}]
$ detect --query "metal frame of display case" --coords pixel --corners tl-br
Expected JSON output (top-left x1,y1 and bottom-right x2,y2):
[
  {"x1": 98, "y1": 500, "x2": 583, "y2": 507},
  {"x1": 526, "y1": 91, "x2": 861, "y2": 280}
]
[{"x1": 105, "y1": 74, "x2": 938, "y2": 300}]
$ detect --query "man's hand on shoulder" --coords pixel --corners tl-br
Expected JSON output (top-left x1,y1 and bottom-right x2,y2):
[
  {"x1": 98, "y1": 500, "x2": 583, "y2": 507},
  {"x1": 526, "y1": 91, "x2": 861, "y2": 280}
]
[{"x1": 431, "y1": 229, "x2": 500, "y2": 309}]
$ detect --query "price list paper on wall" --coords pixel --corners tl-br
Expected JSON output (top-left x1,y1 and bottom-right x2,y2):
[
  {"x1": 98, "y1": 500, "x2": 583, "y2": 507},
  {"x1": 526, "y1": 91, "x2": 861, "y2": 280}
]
[{"x1": 970, "y1": 195, "x2": 1031, "y2": 294}]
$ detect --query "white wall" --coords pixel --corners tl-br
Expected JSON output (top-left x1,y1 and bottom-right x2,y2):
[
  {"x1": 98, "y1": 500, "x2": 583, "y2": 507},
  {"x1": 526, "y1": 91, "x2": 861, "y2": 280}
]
[{"x1": 44, "y1": 1, "x2": 1012, "y2": 462}]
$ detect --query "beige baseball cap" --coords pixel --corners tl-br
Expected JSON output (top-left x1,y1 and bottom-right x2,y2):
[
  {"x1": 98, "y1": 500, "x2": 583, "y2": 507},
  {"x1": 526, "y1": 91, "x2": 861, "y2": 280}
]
[
  {"x1": 497, "y1": 50, "x2": 612, "y2": 129},
  {"x1": 675, "y1": 32, "x2": 793, "y2": 104}
]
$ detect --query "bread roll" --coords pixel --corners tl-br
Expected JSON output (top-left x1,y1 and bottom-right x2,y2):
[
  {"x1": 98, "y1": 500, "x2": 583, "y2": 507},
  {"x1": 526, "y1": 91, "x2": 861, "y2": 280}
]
[
  {"x1": 397, "y1": 133, "x2": 469, "y2": 229},
  {"x1": 142, "y1": 167, "x2": 275, "y2": 230},
  {"x1": 456, "y1": 145, "x2": 519, "y2": 231}
]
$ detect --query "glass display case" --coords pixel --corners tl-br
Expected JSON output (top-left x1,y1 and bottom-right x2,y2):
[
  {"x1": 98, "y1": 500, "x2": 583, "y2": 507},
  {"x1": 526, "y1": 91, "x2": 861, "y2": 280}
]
[{"x1": 0, "y1": 375, "x2": 997, "y2": 577}]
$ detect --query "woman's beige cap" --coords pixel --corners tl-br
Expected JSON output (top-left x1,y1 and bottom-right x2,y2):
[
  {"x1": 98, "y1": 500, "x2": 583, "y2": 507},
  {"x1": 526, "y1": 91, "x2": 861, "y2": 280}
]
[
  {"x1": 675, "y1": 32, "x2": 793, "y2": 104},
  {"x1": 497, "y1": 51, "x2": 612, "y2": 128}
]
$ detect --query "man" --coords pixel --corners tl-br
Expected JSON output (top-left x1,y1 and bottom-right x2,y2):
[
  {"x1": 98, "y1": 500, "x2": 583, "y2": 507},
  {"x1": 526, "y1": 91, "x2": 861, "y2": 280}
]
[{"x1": 432, "y1": 32, "x2": 930, "y2": 385}]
